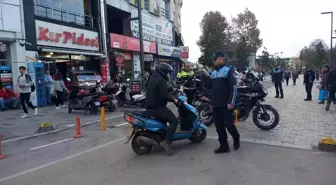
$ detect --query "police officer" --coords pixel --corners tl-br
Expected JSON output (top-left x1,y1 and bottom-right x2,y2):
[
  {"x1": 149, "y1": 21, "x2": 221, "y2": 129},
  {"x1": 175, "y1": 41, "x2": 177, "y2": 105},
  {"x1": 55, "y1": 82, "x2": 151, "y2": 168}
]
[
  {"x1": 272, "y1": 66, "x2": 284, "y2": 98},
  {"x1": 211, "y1": 52, "x2": 240, "y2": 154},
  {"x1": 177, "y1": 63, "x2": 195, "y2": 104},
  {"x1": 145, "y1": 63, "x2": 178, "y2": 155}
]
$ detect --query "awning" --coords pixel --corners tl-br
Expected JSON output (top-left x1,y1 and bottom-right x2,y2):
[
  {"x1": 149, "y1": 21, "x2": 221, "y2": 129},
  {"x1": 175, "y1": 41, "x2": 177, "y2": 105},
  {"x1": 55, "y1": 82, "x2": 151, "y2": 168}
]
[{"x1": 41, "y1": 48, "x2": 105, "y2": 56}]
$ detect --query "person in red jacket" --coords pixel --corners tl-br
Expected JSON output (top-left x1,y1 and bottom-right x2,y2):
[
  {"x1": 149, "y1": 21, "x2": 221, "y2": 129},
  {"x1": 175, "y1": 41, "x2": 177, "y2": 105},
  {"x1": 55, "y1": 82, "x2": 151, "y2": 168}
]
[{"x1": 0, "y1": 83, "x2": 19, "y2": 111}]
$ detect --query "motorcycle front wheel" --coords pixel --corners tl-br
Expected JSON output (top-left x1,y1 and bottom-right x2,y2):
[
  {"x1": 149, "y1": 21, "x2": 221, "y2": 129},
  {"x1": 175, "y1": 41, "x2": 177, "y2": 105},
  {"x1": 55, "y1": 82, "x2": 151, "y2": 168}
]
[{"x1": 252, "y1": 105, "x2": 279, "y2": 130}]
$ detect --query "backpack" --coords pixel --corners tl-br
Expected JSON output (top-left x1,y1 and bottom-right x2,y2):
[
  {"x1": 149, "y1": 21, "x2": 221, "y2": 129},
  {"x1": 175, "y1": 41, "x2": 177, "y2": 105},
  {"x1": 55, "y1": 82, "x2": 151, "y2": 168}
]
[{"x1": 18, "y1": 74, "x2": 35, "y2": 92}]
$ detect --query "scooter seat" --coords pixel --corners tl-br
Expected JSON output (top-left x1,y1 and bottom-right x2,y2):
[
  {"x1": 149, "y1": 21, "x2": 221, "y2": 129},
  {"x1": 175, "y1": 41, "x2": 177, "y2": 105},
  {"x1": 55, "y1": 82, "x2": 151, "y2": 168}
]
[{"x1": 132, "y1": 111, "x2": 165, "y2": 123}]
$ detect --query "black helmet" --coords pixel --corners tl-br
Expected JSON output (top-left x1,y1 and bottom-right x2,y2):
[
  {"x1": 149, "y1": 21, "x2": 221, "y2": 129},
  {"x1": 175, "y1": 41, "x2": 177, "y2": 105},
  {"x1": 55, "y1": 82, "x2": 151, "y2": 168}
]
[{"x1": 155, "y1": 63, "x2": 173, "y2": 80}]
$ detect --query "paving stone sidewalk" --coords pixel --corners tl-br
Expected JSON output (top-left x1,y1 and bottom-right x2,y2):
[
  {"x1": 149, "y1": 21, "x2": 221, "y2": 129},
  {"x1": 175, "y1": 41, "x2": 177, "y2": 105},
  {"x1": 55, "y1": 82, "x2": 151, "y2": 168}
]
[{"x1": 237, "y1": 76, "x2": 336, "y2": 149}]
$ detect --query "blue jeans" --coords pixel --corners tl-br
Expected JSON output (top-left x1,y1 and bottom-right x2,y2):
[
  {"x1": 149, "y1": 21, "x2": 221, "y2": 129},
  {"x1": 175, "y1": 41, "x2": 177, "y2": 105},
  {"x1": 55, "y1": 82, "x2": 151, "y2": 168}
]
[
  {"x1": 45, "y1": 85, "x2": 52, "y2": 105},
  {"x1": 0, "y1": 97, "x2": 19, "y2": 109}
]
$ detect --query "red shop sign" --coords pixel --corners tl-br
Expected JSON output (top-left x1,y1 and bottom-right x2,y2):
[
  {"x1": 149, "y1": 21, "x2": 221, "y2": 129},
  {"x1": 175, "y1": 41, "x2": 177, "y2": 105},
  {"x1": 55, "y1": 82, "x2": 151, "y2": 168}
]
[
  {"x1": 110, "y1": 33, "x2": 156, "y2": 54},
  {"x1": 116, "y1": 56, "x2": 124, "y2": 66}
]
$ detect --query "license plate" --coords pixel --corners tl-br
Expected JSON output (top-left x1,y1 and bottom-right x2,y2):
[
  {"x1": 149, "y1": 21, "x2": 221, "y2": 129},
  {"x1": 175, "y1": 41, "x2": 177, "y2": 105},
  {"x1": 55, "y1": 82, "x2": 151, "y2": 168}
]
[
  {"x1": 125, "y1": 126, "x2": 134, "y2": 138},
  {"x1": 95, "y1": 102, "x2": 100, "y2": 106}
]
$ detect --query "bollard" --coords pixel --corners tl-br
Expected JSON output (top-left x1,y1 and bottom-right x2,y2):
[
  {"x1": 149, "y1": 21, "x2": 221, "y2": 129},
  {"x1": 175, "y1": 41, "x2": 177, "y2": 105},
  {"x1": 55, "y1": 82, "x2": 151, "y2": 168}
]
[
  {"x1": 0, "y1": 135, "x2": 6, "y2": 160},
  {"x1": 101, "y1": 107, "x2": 106, "y2": 131},
  {"x1": 74, "y1": 117, "x2": 82, "y2": 138},
  {"x1": 234, "y1": 109, "x2": 238, "y2": 127}
]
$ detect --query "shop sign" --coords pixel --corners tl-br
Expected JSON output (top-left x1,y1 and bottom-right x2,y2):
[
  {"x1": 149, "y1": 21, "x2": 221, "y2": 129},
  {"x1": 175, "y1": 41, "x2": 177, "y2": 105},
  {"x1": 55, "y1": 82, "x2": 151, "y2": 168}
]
[
  {"x1": 116, "y1": 56, "x2": 124, "y2": 66},
  {"x1": 110, "y1": 33, "x2": 156, "y2": 54},
  {"x1": 35, "y1": 20, "x2": 99, "y2": 51},
  {"x1": 144, "y1": 54, "x2": 153, "y2": 61},
  {"x1": 130, "y1": 7, "x2": 173, "y2": 46},
  {"x1": 133, "y1": 54, "x2": 142, "y2": 79},
  {"x1": 158, "y1": 44, "x2": 181, "y2": 58},
  {"x1": 180, "y1": 46, "x2": 189, "y2": 59}
]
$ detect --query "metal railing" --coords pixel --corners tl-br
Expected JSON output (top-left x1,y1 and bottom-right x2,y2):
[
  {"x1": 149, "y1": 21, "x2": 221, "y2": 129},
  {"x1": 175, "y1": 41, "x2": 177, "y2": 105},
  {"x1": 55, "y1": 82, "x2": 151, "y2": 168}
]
[{"x1": 34, "y1": 2, "x2": 95, "y2": 28}]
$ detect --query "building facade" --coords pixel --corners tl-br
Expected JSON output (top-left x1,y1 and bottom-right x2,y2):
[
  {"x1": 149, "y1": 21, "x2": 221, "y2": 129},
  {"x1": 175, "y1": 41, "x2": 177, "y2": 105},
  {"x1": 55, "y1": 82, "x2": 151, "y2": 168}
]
[{"x1": 0, "y1": 0, "x2": 26, "y2": 90}]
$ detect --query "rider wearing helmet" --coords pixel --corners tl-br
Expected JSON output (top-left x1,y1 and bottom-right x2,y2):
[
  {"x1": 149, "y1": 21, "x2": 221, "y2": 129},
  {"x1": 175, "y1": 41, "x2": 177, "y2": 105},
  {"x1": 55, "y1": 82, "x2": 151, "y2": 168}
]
[{"x1": 145, "y1": 62, "x2": 178, "y2": 155}]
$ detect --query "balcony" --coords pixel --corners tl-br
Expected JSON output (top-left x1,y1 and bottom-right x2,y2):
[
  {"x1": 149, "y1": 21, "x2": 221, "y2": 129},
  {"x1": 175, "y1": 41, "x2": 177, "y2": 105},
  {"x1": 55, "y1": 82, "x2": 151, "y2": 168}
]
[{"x1": 34, "y1": 2, "x2": 95, "y2": 28}]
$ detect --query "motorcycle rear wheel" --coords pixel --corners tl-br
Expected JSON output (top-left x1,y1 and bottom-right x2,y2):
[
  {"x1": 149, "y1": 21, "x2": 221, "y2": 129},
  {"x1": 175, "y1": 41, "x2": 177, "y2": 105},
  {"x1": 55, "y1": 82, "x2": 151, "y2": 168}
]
[
  {"x1": 131, "y1": 132, "x2": 154, "y2": 155},
  {"x1": 188, "y1": 129, "x2": 207, "y2": 143},
  {"x1": 253, "y1": 105, "x2": 279, "y2": 130},
  {"x1": 197, "y1": 103, "x2": 214, "y2": 126}
]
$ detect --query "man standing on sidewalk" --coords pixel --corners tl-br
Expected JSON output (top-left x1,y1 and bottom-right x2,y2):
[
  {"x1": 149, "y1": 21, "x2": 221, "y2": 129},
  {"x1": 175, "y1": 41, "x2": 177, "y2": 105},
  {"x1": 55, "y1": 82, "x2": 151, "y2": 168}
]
[
  {"x1": 326, "y1": 67, "x2": 336, "y2": 105},
  {"x1": 211, "y1": 52, "x2": 240, "y2": 154},
  {"x1": 44, "y1": 69, "x2": 53, "y2": 105},
  {"x1": 272, "y1": 66, "x2": 284, "y2": 98},
  {"x1": 303, "y1": 66, "x2": 315, "y2": 101},
  {"x1": 17, "y1": 66, "x2": 37, "y2": 118}
]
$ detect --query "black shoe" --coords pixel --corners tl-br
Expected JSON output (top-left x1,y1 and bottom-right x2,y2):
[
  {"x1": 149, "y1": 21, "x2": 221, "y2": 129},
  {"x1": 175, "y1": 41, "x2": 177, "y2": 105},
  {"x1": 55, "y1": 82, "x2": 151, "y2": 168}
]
[
  {"x1": 160, "y1": 141, "x2": 173, "y2": 156},
  {"x1": 304, "y1": 98, "x2": 312, "y2": 101},
  {"x1": 275, "y1": 96, "x2": 279, "y2": 98},
  {"x1": 214, "y1": 147, "x2": 230, "y2": 154},
  {"x1": 318, "y1": 101, "x2": 325, "y2": 104},
  {"x1": 280, "y1": 96, "x2": 284, "y2": 99},
  {"x1": 233, "y1": 138, "x2": 240, "y2": 150}
]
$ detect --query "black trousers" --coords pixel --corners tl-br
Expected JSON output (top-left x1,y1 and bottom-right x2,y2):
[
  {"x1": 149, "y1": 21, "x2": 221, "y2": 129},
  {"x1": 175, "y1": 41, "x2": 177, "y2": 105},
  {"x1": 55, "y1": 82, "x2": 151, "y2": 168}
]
[
  {"x1": 151, "y1": 106, "x2": 178, "y2": 143},
  {"x1": 293, "y1": 78, "x2": 297, "y2": 85},
  {"x1": 213, "y1": 107, "x2": 240, "y2": 148},
  {"x1": 274, "y1": 81, "x2": 284, "y2": 97},
  {"x1": 20, "y1": 93, "x2": 35, "y2": 114},
  {"x1": 327, "y1": 87, "x2": 336, "y2": 103},
  {"x1": 305, "y1": 83, "x2": 313, "y2": 100},
  {"x1": 185, "y1": 91, "x2": 194, "y2": 105},
  {"x1": 285, "y1": 78, "x2": 289, "y2": 85},
  {"x1": 55, "y1": 90, "x2": 64, "y2": 106}
]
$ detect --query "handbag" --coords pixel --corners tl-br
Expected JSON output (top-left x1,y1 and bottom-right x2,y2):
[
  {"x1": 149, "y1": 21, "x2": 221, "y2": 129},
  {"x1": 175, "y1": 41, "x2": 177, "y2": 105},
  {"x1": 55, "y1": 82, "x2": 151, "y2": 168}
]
[{"x1": 318, "y1": 89, "x2": 329, "y2": 101}]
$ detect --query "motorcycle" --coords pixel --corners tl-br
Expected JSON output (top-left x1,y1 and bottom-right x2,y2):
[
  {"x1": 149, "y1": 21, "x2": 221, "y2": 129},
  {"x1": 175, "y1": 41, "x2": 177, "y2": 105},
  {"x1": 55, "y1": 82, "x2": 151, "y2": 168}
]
[
  {"x1": 123, "y1": 90, "x2": 207, "y2": 155},
  {"x1": 236, "y1": 75, "x2": 279, "y2": 130},
  {"x1": 88, "y1": 81, "x2": 117, "y2": 112},
  {"x1": 116, "y1": 82, "x2": 146, "y2": 107},
  {"x1": 68, "y1": 86, "x2": 102, "y2": 116},
  {"x1": 192, "y1": 89, "x2": 214, "y2": 126}
]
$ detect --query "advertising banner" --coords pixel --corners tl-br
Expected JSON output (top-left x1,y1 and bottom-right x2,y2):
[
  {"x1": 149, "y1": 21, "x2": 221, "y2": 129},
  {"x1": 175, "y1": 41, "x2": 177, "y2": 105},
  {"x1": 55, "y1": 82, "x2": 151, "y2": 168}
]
[
  {"x1": 130, "y1": 7, "x2": 173, "y2": 46},
  {"x1": 180, "y1": 46, "x2": 189, "y2": 59},
  {"x1": 110, "y1": 33, "x2": 156, "y2": 54},
  {"x1": 158, "y1": 44, "x2": 181, "y2": 58}
]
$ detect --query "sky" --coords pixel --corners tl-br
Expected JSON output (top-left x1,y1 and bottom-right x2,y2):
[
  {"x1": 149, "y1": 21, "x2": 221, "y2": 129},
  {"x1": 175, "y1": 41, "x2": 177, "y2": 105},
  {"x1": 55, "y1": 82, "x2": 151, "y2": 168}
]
[{"x1": 180, "y1": 0, "x2": 336, "y2": 63}]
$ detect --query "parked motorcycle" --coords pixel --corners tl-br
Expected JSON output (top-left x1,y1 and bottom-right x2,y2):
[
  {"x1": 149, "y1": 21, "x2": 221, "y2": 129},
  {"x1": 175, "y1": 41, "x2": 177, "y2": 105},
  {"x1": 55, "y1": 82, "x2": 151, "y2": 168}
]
[
  {"x1": 124, "y1": 89, "x2": 207, "y2": 155},
  {"x1": 235, "y1": 75, "x2": 279, "y2": 130},
  {"x1": 115, "y1": 80, "x2": 146, "y2": 107},
  {"x1": 87, "y1": 81, "x2": 117, "y2": 112},
  {"x1": 68, "y1": 86, "x2": 102, "y2": 116}
]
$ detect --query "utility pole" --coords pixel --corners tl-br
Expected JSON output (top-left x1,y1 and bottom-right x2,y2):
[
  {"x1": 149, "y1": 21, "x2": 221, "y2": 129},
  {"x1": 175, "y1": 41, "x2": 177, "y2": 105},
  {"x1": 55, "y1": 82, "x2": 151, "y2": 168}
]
[
  {"x1": 137, "y1": 0, "x2": 145, "y2": 84},
  {"x1": 321, "y1": 11, "x2": 334, "y2": 67}
]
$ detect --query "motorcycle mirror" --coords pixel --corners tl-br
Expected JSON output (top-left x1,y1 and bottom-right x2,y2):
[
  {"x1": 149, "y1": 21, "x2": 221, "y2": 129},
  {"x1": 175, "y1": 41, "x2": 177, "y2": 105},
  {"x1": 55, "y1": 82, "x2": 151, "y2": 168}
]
[{"x1": 66, "y1": 78, "x2": 71, "y2": 81}]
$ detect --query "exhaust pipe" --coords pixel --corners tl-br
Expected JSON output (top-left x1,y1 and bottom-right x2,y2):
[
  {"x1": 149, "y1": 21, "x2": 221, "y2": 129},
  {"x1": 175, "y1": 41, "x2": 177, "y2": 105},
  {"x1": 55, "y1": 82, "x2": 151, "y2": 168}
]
[{"x1": 137, "y1": 136, "x2": 159, "y2": 146}]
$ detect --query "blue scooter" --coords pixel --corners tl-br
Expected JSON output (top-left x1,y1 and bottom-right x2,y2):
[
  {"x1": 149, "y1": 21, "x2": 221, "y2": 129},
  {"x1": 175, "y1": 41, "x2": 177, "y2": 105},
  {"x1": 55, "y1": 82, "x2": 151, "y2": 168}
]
[{"x1": 124, "y1": 91, "x2": 207, "y2": 155}]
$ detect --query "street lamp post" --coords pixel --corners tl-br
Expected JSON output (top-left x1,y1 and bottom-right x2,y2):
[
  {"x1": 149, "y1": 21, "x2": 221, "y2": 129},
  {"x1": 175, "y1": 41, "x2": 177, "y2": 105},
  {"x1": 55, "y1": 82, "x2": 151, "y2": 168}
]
[{"x1": 321, "y1": 11, "x2": 334, "y2": 67}]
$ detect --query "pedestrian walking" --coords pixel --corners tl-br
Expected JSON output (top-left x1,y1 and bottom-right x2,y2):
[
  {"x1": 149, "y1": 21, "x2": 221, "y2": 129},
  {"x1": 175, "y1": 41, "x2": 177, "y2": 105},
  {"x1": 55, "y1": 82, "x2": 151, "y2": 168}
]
[
  {"x1": 272, "y1": 66, "x2": 284, "y2": 98},
  {"x1": 318, "y1": 65, "x2": 330, "y2": 104},
  {"x1": 325, "y1": 67, "x2": 336, "y2": 106},
  {"x1": 211, "y1": 51, "x2": 240, "y2": 154},
  {"x1": 17, "y1": 66, "x2": 37, "y2": 118},
  {"x1": 303, "y1": 66, "x2": 315, "y2": 101},
  {"x1": 284, "y1": 71, "x2": 291, "y2": 86},
  {"x1": 44, "y1": 69, "x2": 53, "y2": 105},
  {"x1": 292, "y1": 71, "x2": 298, "y2": 85},
  {"x1": 53, "y1": 73, "x2": 68, "y2": 109}
]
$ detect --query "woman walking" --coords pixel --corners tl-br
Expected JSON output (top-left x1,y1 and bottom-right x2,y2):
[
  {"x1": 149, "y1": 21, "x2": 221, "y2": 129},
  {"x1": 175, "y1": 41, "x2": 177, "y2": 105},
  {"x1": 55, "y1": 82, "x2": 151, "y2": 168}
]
[
  {"x1": 318, "y1": 65, "x2": 330, "y2": 104},
  {"x1": 53, "y1": 73, "x2": 68, "y2": 109}
]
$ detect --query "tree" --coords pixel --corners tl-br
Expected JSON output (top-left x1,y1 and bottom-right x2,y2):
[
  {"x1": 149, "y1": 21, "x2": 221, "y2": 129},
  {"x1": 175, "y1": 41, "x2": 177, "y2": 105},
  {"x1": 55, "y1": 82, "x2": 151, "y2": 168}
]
[
  {"x1": 231, "y1": 8, "x2": 263, "y2": 48},
  {"x1": 259, "y1": 47, "x2": 274, "y2": 72},
  {"x1": 299, "y1": 39, "x2": 329, "y2": 68},
  {"x1": 231, "y1": 8, "x2": 262, "y2": 68},
  {"x1": 197, "y1": 11, "x2": 231, "y2": 66}
]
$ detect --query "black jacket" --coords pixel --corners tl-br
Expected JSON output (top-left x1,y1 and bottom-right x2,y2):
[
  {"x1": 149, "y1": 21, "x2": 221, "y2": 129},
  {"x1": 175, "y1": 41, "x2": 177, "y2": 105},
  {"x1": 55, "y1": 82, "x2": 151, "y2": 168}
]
[
  {"x1": 145, "y1": 73, "x2": 173, "y2": 109},
  {"x1": 272, "y1": 69, "x2": 283, "y2": 83},
  {"x1": 326, "y1": 69, "x2": 336, "y2": 88},
  {"x1": 304, "y1": 70, "x2": 315, "y2": 84},
  {"x1": 211, "y1": 65, "x2": 237, "y2": 108}
]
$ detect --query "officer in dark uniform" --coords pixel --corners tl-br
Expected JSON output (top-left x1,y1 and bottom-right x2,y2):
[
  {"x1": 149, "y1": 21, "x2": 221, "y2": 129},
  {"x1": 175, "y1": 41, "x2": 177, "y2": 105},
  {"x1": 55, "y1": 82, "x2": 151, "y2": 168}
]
[
  {"x1": 211, "y1": 52, "x2": 240, "y2": 154},
  {"x1": 272, "y1": 66, "x2": 284, "y2": 98}
]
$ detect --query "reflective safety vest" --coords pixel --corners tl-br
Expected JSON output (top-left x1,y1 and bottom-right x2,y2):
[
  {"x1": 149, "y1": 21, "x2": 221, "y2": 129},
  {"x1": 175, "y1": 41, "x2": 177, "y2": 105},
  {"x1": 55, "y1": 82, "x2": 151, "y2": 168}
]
[{"x1": 177, "y1": 70, "x2": 194, "y2": 80}]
